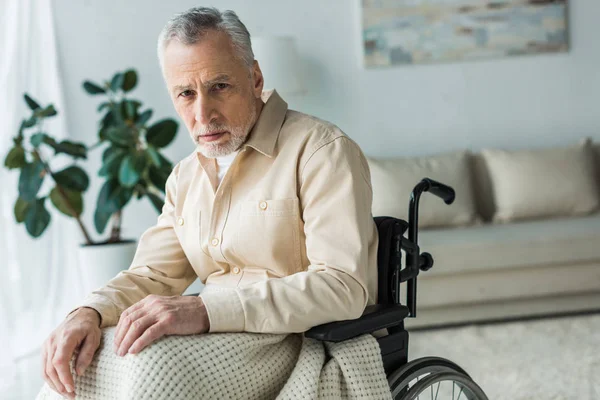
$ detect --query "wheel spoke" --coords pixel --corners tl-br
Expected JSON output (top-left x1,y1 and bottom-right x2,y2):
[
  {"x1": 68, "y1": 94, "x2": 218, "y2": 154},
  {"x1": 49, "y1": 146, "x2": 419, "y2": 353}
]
[
  {"x1": 434, "y1": 382, "x2": 441, "y2": 400},
  {"x1": 457, "y1": 385, "x2": 464, "y2": 400}
]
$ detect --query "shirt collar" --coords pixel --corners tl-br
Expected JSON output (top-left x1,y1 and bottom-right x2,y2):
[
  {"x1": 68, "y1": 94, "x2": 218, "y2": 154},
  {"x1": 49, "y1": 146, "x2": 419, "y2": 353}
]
[{"x1": 241, "y1": 89, "x2": 288, "y2": 158}]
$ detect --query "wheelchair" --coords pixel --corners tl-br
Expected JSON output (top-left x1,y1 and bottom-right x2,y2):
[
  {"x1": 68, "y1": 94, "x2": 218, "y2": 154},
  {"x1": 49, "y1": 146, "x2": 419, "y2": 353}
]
[
  {"x1": 190, "y1": 178, "x2": 489, "y2": 399},
  {"x1": 305, "y1": 178, "x2": 489, "y2": 399}
]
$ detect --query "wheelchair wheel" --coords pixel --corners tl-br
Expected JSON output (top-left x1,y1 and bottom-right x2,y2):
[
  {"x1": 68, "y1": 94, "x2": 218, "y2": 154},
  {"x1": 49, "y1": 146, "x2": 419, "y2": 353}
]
[
  {"x1": 387, "y1": 356, "x2": 485, "y2": 399},
  {"x1": 402, "y1": 371, "x2": 488, "y2": 400}
]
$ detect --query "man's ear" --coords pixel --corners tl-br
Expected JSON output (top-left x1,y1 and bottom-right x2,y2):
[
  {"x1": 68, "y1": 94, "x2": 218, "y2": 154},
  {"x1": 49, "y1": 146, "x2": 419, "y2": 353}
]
[{"x1": 252, "y1": 60, "x2": 264, "y2": 98}]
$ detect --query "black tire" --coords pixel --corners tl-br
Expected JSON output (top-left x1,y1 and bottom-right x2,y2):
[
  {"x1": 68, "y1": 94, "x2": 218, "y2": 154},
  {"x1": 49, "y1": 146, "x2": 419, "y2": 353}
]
[
  {"x1": 403, "y1": 371, "x2": 488, "y2": 400},
  {"x1": 387, "y1": 357, "x2": 471, "y2": 399}
]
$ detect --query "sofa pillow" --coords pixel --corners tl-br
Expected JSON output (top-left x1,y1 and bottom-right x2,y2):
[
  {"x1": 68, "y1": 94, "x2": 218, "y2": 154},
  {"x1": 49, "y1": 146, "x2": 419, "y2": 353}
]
[
  {"x1": 481, "y1": 139, "x2": 600, "y2": 223},
  {"x1": 368, "y1": 150, "x2": 481, "y2": 228}
]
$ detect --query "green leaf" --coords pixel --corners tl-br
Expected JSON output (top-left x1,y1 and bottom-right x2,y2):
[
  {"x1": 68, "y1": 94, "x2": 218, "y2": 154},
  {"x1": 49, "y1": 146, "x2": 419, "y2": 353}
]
[
  {"x1": 99, "y1": 147, "x2": 127, "y2": 177},
  {"x1": 94, "y1": 179, "x2": 133, "y2": 233},
  {"x1": 110, "y1": 73, "x2": 125, "y2": 92},
  {"x1": 30, "y1": 133, "x2": 46, "y2": 148},
  {"x1": 53, "y1": 166, "x2": 89, "y2": 191},
  {"x1": 118, "y1": 152, "x2": 147, "y2": 187},
  {"x1": 122, "y1": 69, "x2": 138, "y2": 92},
  {"x1": 148, "y1": 165, "x2": 169, "y2": 192},
  {"x1": 101, "y1": 109, "x2": 115, "y2": 128},
  {"x1": 50, "y1": 187, "x2": 83, "y2": 217},
  {"x1": 136, "y1": 109, "x2": 153, "y2": 127},
  {"x1": 146, "y1": 192, "x2": 164, "y2": 213},
  {"x1": 105, "y1": 126, "x2": 136, "y2": 147},
  {"x1": 49, "y1": 140, "x2": 87, "y2": 159},
  {"x1": 23, "y1": 116, "x2": 37, "y2": 128},
  {"x1": 146, "y1": 119, "x2": 178, "y2": 148},
  {"x1": 18, "y1": 161, "x2": 45, "y2": 201},
  {"x1": 83, "y1": 81, "x2": 106, "y2": 95},
  {"x1": 23, "y1": 94, "x2": 41, "y2": 110},
  {"x1": 123, "y1": 100, "x2": 138, "y2": 121},
  {"x1": 4, "y1": 146, "x2": 27, "y2": 169},
  {"x1": 98, "y1": 110, "x2": 115, "y2": 140},
  {"x1": 42, "y1": 136, "x2": 57, "y2": 147},
  {"x1": 35, "y1": 105, "x2": 57, "y2": 118},
  {"x1": 24, "y1": 198, "x2": 51, "y2": 238},
  {"x1": 146, "y1": 146, "x2": 162, "y2": 167},
  {"x1": 94, "y1": 208, "x2": 112, "y2": 235},
  {"x1": 14, "y1": 197, "x2": 30, "y2": 223},
  {"x1": 97, "y1": 102, "x2": 111, "y2": 112},
  {"x1": 109, "y1": 103, "x2": 125, "y2": 126},
  {"x1": 102, "y1": 145, "x2": 116, "y2": 162},
  {"x1": 158, "y1": 153, "x2": 173, "y2": 170}
]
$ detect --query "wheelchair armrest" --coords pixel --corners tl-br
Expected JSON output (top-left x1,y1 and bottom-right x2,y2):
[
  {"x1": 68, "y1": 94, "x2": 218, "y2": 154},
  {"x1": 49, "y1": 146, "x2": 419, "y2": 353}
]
[{"x1": 304, "y1": 304, "x2": 410, "y2": 343}]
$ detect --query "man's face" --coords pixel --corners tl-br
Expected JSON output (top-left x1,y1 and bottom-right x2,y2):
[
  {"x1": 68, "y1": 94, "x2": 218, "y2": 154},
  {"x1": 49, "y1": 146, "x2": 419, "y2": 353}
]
[{"x1": 163, "y1": 30, "x2": 263, "y2": 158}]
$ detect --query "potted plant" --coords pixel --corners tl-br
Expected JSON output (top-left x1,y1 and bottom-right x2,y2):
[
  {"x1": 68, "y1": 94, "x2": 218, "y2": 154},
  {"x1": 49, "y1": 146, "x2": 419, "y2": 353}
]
[{"x1": 4, "y1": 69, "x2": 178, "y2": 292}]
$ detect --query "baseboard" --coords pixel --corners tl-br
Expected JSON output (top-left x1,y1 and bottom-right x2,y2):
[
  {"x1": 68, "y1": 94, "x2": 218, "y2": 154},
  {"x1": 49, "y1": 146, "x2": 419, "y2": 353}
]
[{"x1": 404, "y1": 291, "x2": 600, "y2": 330}]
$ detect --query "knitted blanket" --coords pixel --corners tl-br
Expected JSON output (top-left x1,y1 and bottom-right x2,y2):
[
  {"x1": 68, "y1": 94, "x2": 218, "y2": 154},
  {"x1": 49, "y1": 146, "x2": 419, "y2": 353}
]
[{"x1": 36, "y1": 327, "x2": 392, "y2": 399}]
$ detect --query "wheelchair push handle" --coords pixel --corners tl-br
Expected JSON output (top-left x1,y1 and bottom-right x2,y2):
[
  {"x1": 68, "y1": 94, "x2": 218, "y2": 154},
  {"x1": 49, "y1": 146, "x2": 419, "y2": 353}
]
[
  {"x1": 421, "y1": 178, "x2": 455, "y2": 205},
  {"x1": 404, "y1": 178, "x2": 455, "y2": 318}
]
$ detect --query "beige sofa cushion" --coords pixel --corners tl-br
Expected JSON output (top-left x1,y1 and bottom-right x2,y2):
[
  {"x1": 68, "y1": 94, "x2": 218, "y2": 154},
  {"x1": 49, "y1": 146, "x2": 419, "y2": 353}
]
[
  {"x1": 417, "y1": 213, "x2": 600, "y2": 307},
  {"x1": 368, "y1": 151, "x2": 480, "y2": 228},
  {"x1": 420, "y1": 213, "x2": 600, "y2": 275},
  {"x1": 481, "y1": 140, "x2": 600, "y2": 223}
]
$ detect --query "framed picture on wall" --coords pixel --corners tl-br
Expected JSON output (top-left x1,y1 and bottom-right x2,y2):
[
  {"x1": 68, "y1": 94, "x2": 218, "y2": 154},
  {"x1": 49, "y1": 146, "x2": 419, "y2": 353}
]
[{"x1": 362, "y1": 0, "x2": 569, "y2": 67}]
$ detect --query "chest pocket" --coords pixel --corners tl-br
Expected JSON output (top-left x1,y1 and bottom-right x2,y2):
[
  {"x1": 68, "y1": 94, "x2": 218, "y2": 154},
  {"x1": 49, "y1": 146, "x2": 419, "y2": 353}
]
[
  {"x1": 174, "y1": 207, "x2": 207, "y2": 263},
  {"x1": 234, "y1": 198, "x2": 303, "y2": 274}
]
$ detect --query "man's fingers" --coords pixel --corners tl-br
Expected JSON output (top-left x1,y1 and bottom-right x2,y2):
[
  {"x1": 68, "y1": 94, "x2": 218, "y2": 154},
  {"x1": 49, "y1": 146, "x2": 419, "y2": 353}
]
[
  {"x1": 45, "y1": 343, "x2": 66, "y2": 395},
  {"x1": 117, "y1": 316, "x2": 154, "y2": 356},
  {"x1": 42, "y1": 343, "x2": 57, "y2": 393},
  {"x1": 129, "y1": 323, "x2": 166, "y2": 355},
  {"x1": 114, "y1": 302, "x2": 147, "y2": 349},
  {"x1": 74, "y1": 333, "x2": 100, "y2": 376},
  {"x1": 114, "y1": 308, "x2": 147, "y2": 351},
  {"x1": 52, "y1": 336, "x2": 79, "y2": 394}
]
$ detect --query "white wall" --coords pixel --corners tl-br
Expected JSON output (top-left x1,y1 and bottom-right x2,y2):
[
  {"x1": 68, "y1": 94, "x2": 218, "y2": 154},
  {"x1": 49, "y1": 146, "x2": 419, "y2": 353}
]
[{"x1": 51, "y1": 0, "x2": 600, "y2": 240}]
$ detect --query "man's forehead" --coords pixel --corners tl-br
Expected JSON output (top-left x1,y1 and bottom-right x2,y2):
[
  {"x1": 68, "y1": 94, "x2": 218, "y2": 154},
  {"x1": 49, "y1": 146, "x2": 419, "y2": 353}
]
[{"x1": 163, "y1": 39, "x2": 242, "y2": 87}]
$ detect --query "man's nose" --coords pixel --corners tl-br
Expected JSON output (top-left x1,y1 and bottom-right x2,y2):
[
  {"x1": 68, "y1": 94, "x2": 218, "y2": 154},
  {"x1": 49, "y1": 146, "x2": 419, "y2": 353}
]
[{"x1": 194, "y1": 96, "x2": 216, "y2": 125}]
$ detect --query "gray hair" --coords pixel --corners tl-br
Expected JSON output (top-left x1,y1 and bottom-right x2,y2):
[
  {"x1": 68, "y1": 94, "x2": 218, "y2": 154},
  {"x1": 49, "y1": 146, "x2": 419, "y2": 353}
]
[{"x1": 157, "y1": 7, "x2": 254, "y2": 71}]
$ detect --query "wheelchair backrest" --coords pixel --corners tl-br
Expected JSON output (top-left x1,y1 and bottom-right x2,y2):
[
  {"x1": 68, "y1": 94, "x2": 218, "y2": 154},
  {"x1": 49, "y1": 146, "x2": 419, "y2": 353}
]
[{"x1": 373, "y1": 216, "x2": 408, "y2": 306}]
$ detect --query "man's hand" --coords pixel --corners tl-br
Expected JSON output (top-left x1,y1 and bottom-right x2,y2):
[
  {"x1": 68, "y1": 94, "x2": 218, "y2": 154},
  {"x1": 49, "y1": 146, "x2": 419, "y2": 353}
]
[
  {"x1": 113, "y1": 294, "x2": 210, "y2": 356},
  {"x1": 42, "y1": 307, "x2": 102, "y2": 399}
]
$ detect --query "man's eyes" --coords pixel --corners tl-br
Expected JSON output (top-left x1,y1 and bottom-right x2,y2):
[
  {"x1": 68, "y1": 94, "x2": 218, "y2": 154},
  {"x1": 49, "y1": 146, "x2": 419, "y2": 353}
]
[
  {"x1": 212, "y1": 83, "x2": 229, "y2": 91},
  {"x1": 178, "y1": 83, "x2": 229, "y2": 98}
]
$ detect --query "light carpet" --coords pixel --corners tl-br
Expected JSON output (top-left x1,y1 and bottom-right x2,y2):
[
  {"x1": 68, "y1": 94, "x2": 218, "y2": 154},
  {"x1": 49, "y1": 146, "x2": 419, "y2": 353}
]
[{"x1": 408, "y1": 313, "x2": 600, "y2": 400}]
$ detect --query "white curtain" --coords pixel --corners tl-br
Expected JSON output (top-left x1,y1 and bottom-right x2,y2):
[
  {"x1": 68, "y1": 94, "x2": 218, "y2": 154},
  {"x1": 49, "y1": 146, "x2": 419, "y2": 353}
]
[{"x1": 0, "y1": 0, "x2": 85, "y2": 397}]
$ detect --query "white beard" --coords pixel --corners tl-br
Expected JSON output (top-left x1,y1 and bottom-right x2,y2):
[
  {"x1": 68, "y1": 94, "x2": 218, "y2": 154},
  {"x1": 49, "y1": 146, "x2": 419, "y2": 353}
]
[{"x1": 195, "y1": 104, "x2": 257, "y2": 158}]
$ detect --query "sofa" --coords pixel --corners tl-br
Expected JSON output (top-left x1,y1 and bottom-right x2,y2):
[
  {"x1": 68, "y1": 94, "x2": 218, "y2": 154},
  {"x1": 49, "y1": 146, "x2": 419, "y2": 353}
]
[{"x1": 366, "y1": 139, "x2": 600, "y2": 329}]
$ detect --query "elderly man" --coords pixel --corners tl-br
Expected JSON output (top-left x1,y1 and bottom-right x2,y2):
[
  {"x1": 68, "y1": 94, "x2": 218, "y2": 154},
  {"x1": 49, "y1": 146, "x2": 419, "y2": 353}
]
[{"x1": 41, "y1": 7, "x2": 378, "y2": 399}]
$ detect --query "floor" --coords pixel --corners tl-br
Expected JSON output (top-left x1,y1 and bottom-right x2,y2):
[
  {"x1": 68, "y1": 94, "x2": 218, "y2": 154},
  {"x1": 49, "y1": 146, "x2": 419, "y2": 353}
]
[
  {"x1": 5, "y1": 312, "x2": 600, "y2": 399},
  {"x1": 409, "y1": 313, "x2": 600, "y2": 399}
]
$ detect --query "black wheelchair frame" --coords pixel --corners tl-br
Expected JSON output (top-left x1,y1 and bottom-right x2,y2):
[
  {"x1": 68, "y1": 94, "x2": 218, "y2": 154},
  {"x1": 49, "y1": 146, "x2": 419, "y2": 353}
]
[{"x1": 305, "y1": 177, "x2": 456, "y2": 375}]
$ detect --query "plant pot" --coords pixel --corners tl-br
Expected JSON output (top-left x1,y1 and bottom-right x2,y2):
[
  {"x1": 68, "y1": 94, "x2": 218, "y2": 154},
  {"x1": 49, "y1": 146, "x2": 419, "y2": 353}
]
[{"x1": 77, "y1": 240, "x2": 137, "y2": 294}]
